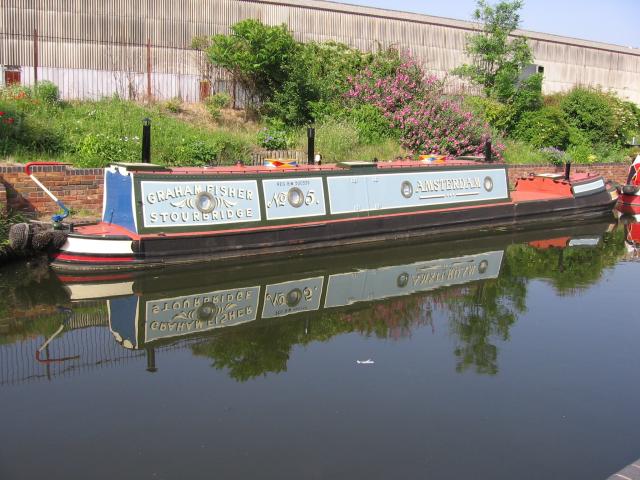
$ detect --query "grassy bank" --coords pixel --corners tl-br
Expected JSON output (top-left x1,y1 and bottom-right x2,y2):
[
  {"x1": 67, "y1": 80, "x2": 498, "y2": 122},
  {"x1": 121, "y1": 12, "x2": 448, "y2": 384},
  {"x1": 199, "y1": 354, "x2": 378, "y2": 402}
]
[{"x1": 1, "y1": 84, "x2": 637, "y2": 168}]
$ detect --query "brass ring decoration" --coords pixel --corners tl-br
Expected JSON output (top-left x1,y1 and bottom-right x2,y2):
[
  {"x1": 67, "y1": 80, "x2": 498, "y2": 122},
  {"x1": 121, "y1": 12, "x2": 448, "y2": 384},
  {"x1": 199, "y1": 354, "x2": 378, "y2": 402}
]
[
  {"x1": 196, "y1": 303, "x2": 218, "y2": 321},
  {"x1": 288, "y1": 187, "x2": 305, "y2": 208},
  {"x1": 397, "y1": 272, "x2": 410, "y2": 288},
  {"x1": 400, "y1": 181, "x2": 413, "y2": 199},
  {"x1": 478, "y1": 260, "x2": 489, "y2": 274},
  {"x1": 286, "y1": 288, "x2": 303, "y2": 307},
  {"x1": 483, "y1": 176, "x2": 494, "y2": 192},
  {"x1": 195, "y1": 191, "x2": 216, "y2": 213}
]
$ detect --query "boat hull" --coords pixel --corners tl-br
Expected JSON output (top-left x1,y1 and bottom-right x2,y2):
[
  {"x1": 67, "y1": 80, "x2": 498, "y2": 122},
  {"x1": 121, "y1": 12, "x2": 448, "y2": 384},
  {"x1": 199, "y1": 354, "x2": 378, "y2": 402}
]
[{"x1": 51, "y1": 188, "x2": 616, "y2": 272}]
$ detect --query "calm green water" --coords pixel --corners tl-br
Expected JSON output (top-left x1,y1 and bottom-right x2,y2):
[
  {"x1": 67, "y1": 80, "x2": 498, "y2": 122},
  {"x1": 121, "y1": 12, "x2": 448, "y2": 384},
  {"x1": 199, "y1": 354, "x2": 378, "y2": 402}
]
[{"x1": 1, "y1": 220, "x2": 639, "y2": 480}]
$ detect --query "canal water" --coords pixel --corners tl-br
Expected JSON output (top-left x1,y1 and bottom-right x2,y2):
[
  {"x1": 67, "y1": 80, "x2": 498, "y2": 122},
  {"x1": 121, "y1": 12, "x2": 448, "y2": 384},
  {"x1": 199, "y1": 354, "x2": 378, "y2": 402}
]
[{"x1": 1, "y1": 219, "x2": 639, "y2": 480}]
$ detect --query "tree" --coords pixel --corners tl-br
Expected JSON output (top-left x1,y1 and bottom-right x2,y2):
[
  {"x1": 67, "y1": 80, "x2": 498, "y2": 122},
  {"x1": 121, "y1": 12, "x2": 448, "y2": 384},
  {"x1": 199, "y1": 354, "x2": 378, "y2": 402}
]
[
  {"x1": 206, "y1": 19, "x2": 298, "y2": 107},
  {"x1": 453, "y1": 0, "x2": 533, "y2": 101}
]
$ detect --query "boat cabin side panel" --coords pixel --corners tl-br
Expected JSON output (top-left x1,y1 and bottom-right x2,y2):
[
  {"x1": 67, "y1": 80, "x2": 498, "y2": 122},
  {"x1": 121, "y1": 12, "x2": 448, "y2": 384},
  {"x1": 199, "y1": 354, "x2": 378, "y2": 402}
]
[{"x1": 124, "y1": 164, "x2": 511, "y2": 235}]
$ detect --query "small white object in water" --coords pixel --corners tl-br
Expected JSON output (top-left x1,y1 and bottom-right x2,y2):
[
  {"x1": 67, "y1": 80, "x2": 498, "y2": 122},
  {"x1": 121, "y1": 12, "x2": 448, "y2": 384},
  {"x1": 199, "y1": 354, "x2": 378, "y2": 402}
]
[{"x1": 356, "y1": 359, "x2": 375, "y2": 365}]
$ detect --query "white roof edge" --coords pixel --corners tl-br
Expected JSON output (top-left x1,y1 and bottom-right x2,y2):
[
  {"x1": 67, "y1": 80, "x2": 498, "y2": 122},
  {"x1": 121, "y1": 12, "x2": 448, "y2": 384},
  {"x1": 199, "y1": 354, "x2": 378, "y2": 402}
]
[{"x1": 249, "y1": 0, "x2": 639, "y2": 55}]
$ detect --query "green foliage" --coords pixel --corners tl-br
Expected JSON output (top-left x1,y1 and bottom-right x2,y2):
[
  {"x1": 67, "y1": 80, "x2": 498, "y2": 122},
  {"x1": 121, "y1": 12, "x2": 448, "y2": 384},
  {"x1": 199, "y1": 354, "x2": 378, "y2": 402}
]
[
  {"x1": 257, "y1": 121, "x2": 291, "y2": 150},
  {"x1": 173, "y1": 139, "x2": 220, "y2": 166},
  {"x1": 207, "y1": 19, "x2": 298, "y2": 106},
  {"x1": 301, "y1": 119, "x2": 360, "y2": 161},
  {"x1": 347, "y1": 104, "x2": 395, "y2": 144},
  {"x1": 465, "y1": 74, "x2": 542, "y2": 133},
  {"x1": 292, "y1": 118, "x2": 405, "y2": 162},
  {"x1": 560, "y1": 87, "x2": 616, "y2": 144},
  {"x1": 465, "y1": 96, "x2": 510, "y2": 131},
  {"x1": 0, "y1": 99, "x2": 64, "y2": 157},
  {"x1": 610, "y1": 97, "x2": 640, "y2": 144},
  {"x1": 0, "y1": 91, "x2": 253, "y2": 165},
  {"x1": 76, "y1": 132, "x2": 140, "y2": 167},
  {"x1": 500, "y1": 138, "x2": 547, "y2": 164},
  {"x1": 0, "y1": 84, "x2": 32, "y2": 101},
  {"x1": 209, "y1": 92, "x2": 232, "y2": 109},
  {"x1": 204, "y1": 97, "x2": 222, "y2": 121},
  {"x1": 453, "y1": 0, "x2": 533, "y2": 99},
  {"x1": 265, "y1": 41, "x2": 371, "y2": 126},
  {"x1": 566, "y1": 143, "x2": 597, "y2": 164},
  {"x1": 0, "y1": 210, "x2": 26, "y2": 246},
  {"x1": 508, "y1": 73, "x2": 543, "y2": 123},
  {"x1": 34, "y1": 81, "x2": 60, "y2": 105},
  {"x1": 513, "y1": 106, "x2": 570, "y2": 149},
  {"x1": 162, "y1": 97, "x2": 183, "y2": 113},
  {"x1": 539, "y1": 147, "x2": 566, "y2": 166}
]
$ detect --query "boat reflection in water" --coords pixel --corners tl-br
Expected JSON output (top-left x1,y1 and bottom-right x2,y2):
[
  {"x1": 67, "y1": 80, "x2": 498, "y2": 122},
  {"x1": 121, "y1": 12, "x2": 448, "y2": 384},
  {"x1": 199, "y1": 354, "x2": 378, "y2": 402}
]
[{"x1": 53, "y1": 220, "x2": 620, "y2": 377}]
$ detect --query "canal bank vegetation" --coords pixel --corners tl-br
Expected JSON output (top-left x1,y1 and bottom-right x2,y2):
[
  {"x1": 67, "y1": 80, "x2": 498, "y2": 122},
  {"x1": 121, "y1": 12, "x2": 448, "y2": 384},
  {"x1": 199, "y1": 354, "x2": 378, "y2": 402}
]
[{"x1": 0, "y1": 1, "x2": 639, "y2": 168}]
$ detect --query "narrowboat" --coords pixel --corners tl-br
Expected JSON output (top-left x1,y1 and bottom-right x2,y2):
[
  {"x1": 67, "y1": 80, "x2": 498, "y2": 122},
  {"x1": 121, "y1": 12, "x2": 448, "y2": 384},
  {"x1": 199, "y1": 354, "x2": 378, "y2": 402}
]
[
  {"x1": 35, "y1": 158, "x2": 616, "y2": 272},
  {"x1": 616, "y1": 155, "x2": 640, "y2": 215}
]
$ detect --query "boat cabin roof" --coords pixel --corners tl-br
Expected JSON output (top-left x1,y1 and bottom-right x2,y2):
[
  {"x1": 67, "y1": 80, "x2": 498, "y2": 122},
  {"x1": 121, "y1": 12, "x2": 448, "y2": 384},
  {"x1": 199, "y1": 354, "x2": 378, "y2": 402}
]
[{"x1": 114, "y1": 159, "x2": 498, "y2": 175}]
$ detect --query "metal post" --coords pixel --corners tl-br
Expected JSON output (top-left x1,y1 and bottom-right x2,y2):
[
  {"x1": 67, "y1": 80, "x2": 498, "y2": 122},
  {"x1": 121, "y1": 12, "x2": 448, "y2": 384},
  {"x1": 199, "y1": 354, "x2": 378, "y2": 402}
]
[
  {"x1": 145, "y1": 347, "x2": 157, "y2": 373},
  {"x1": 307, "y1": 127, "x2": 315, "y2": 165},
  {"x1": 142, "y1": 118, "x2": 151, "y2": 163},
  {"x1": 484, "y1": 139, "x2": 492, "y2": 162},
  {"x1": 33, "y1": 29, "x2": 38, "y2": 87},
  {"x1": 564, "y1": 161, "x2": 571, "y2": 181}
]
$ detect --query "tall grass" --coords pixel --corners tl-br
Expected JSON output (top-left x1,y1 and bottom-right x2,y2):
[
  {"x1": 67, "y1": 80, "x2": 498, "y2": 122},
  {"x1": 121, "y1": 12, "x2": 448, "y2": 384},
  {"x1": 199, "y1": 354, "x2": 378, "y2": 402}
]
[
  {"x1": 0, "y1": 91, "x2": 257, "y2": 166},
  {"x1": 501, "y1": 139, "x2": 548, "y2": 165},
  {"x1": 293, "y1": 120, "x2": 405, "y2": 162}
]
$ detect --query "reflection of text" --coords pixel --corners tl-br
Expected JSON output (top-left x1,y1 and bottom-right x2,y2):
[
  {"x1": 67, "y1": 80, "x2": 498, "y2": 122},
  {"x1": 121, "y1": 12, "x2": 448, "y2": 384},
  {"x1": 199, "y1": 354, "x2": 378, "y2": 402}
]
[{"x1": 414, "y1": 263, "x2": 478, "y2": 285}]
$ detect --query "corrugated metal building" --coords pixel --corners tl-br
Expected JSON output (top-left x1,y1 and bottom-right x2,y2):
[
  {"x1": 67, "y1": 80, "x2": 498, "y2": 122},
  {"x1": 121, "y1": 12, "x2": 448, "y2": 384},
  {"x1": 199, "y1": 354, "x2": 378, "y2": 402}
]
[{"x1": 1, "y1": 0, "x2": 638, "y2": 103}]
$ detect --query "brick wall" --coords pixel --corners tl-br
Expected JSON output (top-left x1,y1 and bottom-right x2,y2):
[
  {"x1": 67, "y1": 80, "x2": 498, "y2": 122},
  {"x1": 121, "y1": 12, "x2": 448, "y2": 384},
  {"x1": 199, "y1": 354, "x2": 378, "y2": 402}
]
[
  {"x1": 0, "y1": 182, "x2": 7, "y2": 213},
  {"x1": 0, "y1": 162, "x2": 631, "y2": 216},
  {"x1": 0, "y1": 165, "x2": 103, "y2": 215}
]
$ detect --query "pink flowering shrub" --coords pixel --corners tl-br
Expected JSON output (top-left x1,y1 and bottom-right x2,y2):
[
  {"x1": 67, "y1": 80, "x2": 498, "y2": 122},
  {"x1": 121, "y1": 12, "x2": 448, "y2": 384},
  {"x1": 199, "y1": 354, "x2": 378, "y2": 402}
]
[{"x1": 346, "y1": 53, "x2": 503, "y2": 158}]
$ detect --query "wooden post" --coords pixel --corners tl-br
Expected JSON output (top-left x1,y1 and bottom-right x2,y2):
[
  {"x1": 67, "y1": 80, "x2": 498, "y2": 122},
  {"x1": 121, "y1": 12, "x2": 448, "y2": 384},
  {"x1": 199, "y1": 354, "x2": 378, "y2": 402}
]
[
  {"x1": 33, "y1": 29, "x2": 38, "y2": 87},
  {"x1": 146, "y1": 38, "x2": 152, "y2": 101},
  {"x1": 232, "y1": 77, "x2": 237, "y2": 109}
]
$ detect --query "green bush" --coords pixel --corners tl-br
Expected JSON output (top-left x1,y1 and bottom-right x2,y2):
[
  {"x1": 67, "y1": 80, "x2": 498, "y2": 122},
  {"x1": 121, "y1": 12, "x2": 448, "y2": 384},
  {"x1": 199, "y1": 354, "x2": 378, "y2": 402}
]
[
  {"x1": 348, "y1": 104, "x2": 395, "y2": 144},
  {"x1": 561, "y1": 87, "x2": 616, "y2": 144},
  {"x1": 465, "y1": 96, "x2": 510, "y2": 132},
  {"x1": 501, "y1": 138, "x2": 547, "y2": 165},
  {"x1": 34, "y1": 81, "x2": 60, "y2": 105},
  {"x1": 0, "y1": 100, "x2": 64, "y2": 156},
  {"x1": 162, "y1": 97, "x2": 183, "y2": 113},
  {"x1": 296, "y1": 119, "x2": 360, "y2": 162},
  {"x1": 204, "y1": 101, "x2": 221, "y2": 121},
  {"x1": 507, "y1": 73, "x2": 543, "y2": 127},
  {"x1": 539, "y1": 147, "x2": 566, "y2": 166},
  {"x1": 208, "y1": 92, "x2": 232, "y2": 109},
  {"x1": 173, "y1": 138, "x2": 221, "y2": 166},
  {"x1": 257, "y1": 121, "x2": 291, "y2": 150},
  {"x1": 610, "y1": 97, "x2": 640, "y2": 144},
  {"x1": 513, "y1": 107, "x2": 570, "y2": 149},
  {"x1": 566, "y1": 143, "x2": 597, "y2": 164},
  {"x1": 0, "y1": 84, "x2": 32, "y2": 101},
  {"x1": 76, "y1": 133, "x2": 140, "y2": 167},
  {"x1": 216, "y1": 136, "x2": 251, "y2": 164}
]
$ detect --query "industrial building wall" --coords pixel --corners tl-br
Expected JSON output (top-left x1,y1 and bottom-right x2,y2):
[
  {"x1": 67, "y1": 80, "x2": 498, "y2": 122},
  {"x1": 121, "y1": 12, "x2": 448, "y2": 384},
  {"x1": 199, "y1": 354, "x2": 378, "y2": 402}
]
[{"x1": 1, "y1": 0, "x2": 638, "y2": 103}]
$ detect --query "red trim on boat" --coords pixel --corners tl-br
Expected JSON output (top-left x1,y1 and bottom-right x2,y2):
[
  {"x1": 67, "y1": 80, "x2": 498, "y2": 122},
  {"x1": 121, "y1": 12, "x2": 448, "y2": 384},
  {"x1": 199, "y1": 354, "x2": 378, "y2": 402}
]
[
  {"x1": 618, "y1": 195, "x2": 640, "y2": 206},
  {"x1": 529, "y1": 237, "x2": 571, "y2": 249},
  {"x1": 56, "y1": 273, "x2": 135, "y2": 283},
  {"x1": 51, "y1": 253, "x2": 135, "y2": 263}
]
